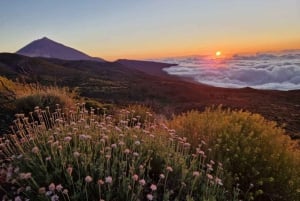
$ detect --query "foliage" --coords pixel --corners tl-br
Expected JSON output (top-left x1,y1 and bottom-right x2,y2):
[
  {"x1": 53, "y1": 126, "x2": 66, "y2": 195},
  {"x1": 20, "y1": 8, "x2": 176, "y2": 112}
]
[
  {"x1": 0, "y1": 105, "x2": 234, "y2": 201},
  {"x1": 169, "y1": 107, "x2": 300, "y2": 201}
]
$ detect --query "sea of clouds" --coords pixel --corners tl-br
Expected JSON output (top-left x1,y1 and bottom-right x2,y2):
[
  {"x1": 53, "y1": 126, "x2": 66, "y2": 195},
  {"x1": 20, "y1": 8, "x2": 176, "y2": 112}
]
[{"x1": 153, "y1": 50, "x2": 300, "y2": 91}]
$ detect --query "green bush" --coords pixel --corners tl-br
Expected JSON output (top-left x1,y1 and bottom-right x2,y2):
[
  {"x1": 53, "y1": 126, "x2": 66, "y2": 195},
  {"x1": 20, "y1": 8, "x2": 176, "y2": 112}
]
[
  {"x1": 15, "y1": 87, "x2": 75, "y2": 115},
  {"x1": 0, "y1": 105, "x2": 236, "y2": 201},
  {"x1": 169, "y1": 107, "x2": 300, "y2": 201}
]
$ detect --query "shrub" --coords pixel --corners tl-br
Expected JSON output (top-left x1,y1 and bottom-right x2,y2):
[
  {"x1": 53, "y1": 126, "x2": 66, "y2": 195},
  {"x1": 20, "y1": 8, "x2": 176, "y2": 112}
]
[
  {"x1": 169, "y1": 107, "x2": 300, "y2": 201},
  {"x1": 15, "y1": 86, "x2": 76, "y2": 115},
  {"x1": 0, "y1": 105, "x2": 236, "y2": 201}
]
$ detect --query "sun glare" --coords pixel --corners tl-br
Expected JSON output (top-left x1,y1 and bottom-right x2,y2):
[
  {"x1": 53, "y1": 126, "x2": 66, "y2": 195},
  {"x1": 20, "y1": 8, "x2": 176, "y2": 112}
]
[{"x1": 216, "y1": 51, "x2": 222, "y2": 57}]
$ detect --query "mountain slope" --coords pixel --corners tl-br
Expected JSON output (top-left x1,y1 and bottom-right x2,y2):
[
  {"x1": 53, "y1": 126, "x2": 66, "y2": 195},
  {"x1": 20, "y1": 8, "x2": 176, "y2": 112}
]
[
  {"x1": 0, "y1": 53, "x2": 300, "y2": 139},
  {"x1": 116, "y1": 59, "x2": 176, "y2": 77},
  {"x1": 16, "y1": 37, "x2": 105, "y2": 62}
]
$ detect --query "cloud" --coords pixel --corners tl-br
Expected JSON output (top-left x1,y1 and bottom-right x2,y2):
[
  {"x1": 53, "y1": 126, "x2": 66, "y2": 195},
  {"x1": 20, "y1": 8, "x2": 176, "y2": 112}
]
[{"x1": 157, "y1": 50, "x2": 300, "y2": 91}]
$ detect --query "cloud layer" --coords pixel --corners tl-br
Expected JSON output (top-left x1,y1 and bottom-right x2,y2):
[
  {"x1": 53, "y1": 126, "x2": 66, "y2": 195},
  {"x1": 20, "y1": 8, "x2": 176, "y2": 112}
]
[{"x1": 154, "y1": 50, "x2": 300, "y2": 91}]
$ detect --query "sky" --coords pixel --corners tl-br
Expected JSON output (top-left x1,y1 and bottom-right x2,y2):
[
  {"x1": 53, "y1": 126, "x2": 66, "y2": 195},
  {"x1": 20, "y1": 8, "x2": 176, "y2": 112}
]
[{"x1": 0, "y1": 0, "x2": 300, "y2": 60}]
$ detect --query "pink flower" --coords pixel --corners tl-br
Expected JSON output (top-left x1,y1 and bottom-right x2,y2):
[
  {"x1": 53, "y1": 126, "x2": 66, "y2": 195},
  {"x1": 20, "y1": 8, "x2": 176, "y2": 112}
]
[
  {"x1": 14, "y1": 196, "x2": 22, "y2": 201},
  {"x1": 124, "y1": 149, "x2": 130, "y2": 154},
  {"x1": 193, "y1": 171, "x2": 200, "y2": 177},
  {"x1": 56, "y1": 184, "x2": 63, "y2": 191},
  {"x1": 105, "y1": 176, "x2": 112, "y2": 184},
  {"x1": 98, "y1": 179, "x2": 104, "y2": 185},
  {"x1": 159, "y1": 174, "x2": 165, "y2": 179},
  {"x1": 85, "y1": 176, "x2": 93, "y2": 183},
  {"x1": 139, "y1": 179, "x2": 146, "y2": 186},
  {"x1": 150, "y1": 184, "x2": 157, "y2": 191},
  {"x1": 32, "y1": 146, "x2": 39, "y2": 154},
  {"x1": 67, "y1": 166, "x2": 73, "y2": 176},
  {"x1": 64, "y1": 136, "x2": 72, "y2": 142},
  {"x1": 206, "y1": 174, "x2": 213, "y2": 180},
  {"x1": 146, "y1": 194, "x2": 153, "y2": 201},
  {"x1": 132, "y1": 174, "x2": 139, "y2": 181},
  {"x1": 73, "y1": 151, "x2": 80, "y2": 158},
  {"x1": 19, "y1": 172, "x2": 31, "y2": 180},
  {"x1": 49, "y1": 183, "x2": 55, "y2": 191},
  {"x1": 166, "y1": 166, "x2": 173, "y2": 172}
]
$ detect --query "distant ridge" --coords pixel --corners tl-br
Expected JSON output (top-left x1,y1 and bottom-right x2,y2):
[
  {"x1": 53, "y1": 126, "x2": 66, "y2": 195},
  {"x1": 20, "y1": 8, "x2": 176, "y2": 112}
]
[{"x1": 16, "y1": 37, "x2": 105, "y2": 62}]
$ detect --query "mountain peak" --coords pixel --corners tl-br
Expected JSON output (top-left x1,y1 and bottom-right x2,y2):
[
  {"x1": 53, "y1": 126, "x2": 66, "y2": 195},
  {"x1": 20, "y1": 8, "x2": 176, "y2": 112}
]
[{"x1": 16, "y1": 37, "x2": 105, "y2": 62}]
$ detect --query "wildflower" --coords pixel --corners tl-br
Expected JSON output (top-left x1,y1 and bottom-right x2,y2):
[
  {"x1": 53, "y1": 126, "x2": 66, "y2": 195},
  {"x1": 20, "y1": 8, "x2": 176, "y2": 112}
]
[
  {"x1": 46, "y1": 156, "x2": 51, "y2": 161},
  {"x1": 134, "y1": 140, "x2": 140, "y2": 145},
  {"x1": 146, "y1": 194, "x2": 153, "y2": 201},
  {"x1": 210, "y1": 160, "x2": 215, "y2": 165},
  {"x1": 46, "y1": 191, "x2": 53, "y2": 196},
  {"x1": 111, "y1": 143, "x2": 117, "y2": 148},
  {"x1": 139, "y1": 165, "x2": 144, "y2": 170},
  {"x1": 159, "y1": 174, "x2": 165, "y2": 179},
  {"x1": 32, "y1": 146, "x2": 39, "y2": 154},
  {"x1": 49, "y1": 183, "x2": 56, "y2": 191},
  {"x1": 132, "y1": 174, "x2": 139, "y2": 181},
  {"x1": 166, "y1": 166, "x2": 173, "y2": 172},
  {"x1": 63, "y1": 189, "x2": 68, "y2": 194},
  {"x1": 206, "y1": 164, "x2": 213, "y2": 171},
  {"x1": 14, "y1": 196, "x2": 22, "y2": 201},
  {"x1": 150, "y1": 184, "x2": 157, "y2": 191},
  {"x1": 118, "y1": 141, "x2": 125, "y2": 146},
  {"x1": 105, "y1": 176, "x2": 112, "y2": 184},
  {"x1": 124, "y1": 149, "x2": 130, "y2": 154},
  {"x1": 193, "y1": 171, "x2": 200, "y2": 177},
  {"x1": 51, "y1": 194, "x2": 59, "y2": 201},
  {"x1": 139, "y1": 179, "x2": 146, "y2": 186},
  {"x1": 206, "y1": 174, "x2": 213, "y2": 180},
  {"x1": 133, "y1": 152, "x2": 139, "y2": 157},
  {"x1": 98, "y1": 179, "x2": 104, "y2": 185},
  {"x1": 183, "y1": 142, "x2": 191, "y2": 147},
  {"x1": 73, "y1": 151, "x2": 80, "y2": 158},
  {"x1": 85, "y1": 176, "x2": 93, "y2": 183},
  {"x1": 67, "y1": 166, "x2": 73, "y2": 176},
  {"x1": 39, "y1": 187, "x2": 46, "y2": 194},
  {"x1": 56, "y1": 184, "x2": 63, "y2": 192},
  {"x1": 215, "y1": 177, "x2": 223, "y2": 186},
  {"x1": 24, "y1": 172, "x2": 32, "y2": 179},
  {"x1": 64, "y1": 136, "x2": 72, "y2": 142}
]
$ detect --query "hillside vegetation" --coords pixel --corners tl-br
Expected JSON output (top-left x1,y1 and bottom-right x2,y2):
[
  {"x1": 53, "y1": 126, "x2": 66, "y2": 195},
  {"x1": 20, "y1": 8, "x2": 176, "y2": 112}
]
[
  {"x1": 0, "y1": 57, "x2": 300, "y2": 200},
  {"x1": 1, "y1": 53, "x2": 300, "y2": 138},
  {"x1": 169, "y1": 108, "x2": 300, "y2": 201},
  {"x1": 0, "y1": 86, "x2": 299, "y2": 200}
]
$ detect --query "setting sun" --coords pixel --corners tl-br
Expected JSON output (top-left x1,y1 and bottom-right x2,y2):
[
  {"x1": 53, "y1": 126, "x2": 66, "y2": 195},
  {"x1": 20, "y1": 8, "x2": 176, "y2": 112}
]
[{"x1": 216, "y1": 51, "x2": 222, "y2": 57}]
